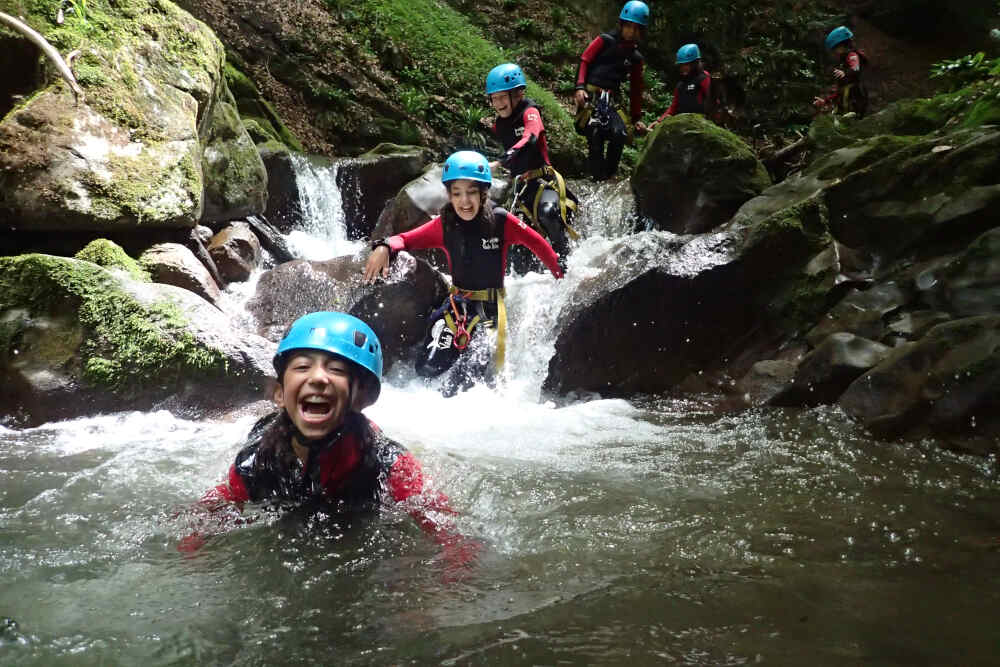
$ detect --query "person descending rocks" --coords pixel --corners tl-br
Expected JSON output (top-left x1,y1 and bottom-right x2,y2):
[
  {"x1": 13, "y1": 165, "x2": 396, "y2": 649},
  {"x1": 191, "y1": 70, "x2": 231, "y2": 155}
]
[
  {"x1": 486, "y1": 62, "x2": 578, "y2": 269},
  {"x1": 180, "y1": 311, "x2": 476, "y2": 569},
  {"x1": 574, "y1": 0, "x2": 650, "y2": 181},
  {"x1": 813, "y1": 26, "x2": 869, "y2": 117},
  {"x1": 649, "y1": 43, "x2": 719, "y2": 130},
  {"x1": 363, "y1": 151, "x2": 563, "y2": 396}
]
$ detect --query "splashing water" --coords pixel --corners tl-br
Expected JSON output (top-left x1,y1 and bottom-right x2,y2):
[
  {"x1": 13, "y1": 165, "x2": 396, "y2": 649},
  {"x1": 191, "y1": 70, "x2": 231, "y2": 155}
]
[{"x1": 285, "y1": 154, "x2": 365, "y2": 260}]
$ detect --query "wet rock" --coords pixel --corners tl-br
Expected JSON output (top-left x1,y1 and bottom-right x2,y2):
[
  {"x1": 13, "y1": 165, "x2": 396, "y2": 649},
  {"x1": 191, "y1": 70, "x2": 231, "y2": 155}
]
[
  {"x1": 826, "y1": 129, "x2": 1000, "y2": 258},
  {"x1": 247, "y1": 253, "x2": 448, "y2": 371},
  {"x1": 337, "y1": 144, "x2": 433, "y2": 240},
  {"x1": 260, "y1": 144, "x2": 302, "y2": 233},
  {"x1": 920, "y1": 226, "x2": 1000, "y2": 317},
  {"x1": 805, "y1": 283, "x2": 911, "y2": 348},
  {"x1": 0, "y1": 254, "x2": 272, "y2": 427},
  {"x1": 886, "y1": 310, "x2": 952, "y2": 341},
  {"x1": 140, "y1": 242, "x2": 222, "y2": 306},
  {"x1": 200, "y1": 78, "x2": 268, "y2": 222},
  {"x1": 633, "y1": 114, "x2": 771, "y2": 234},
  {"x1": 839, "y1": 315, "x2": 1000, "y2": 438},
  {"x1": 245, "y1": 215, "x2": 295, "y2": 264},
  {"x1": 770, "y1": 333, "x2": 891, "y2": 407},
  {"x1": 207, "y1": 221, "x2": 261, "y2": 283},
  {"x1": 738, "y1": 359, "x2": 799, "y2": 406}
]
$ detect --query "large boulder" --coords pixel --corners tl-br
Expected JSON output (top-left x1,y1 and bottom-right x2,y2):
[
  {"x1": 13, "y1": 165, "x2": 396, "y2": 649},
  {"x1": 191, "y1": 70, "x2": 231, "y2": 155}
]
[
  {"x1": 633, "y1": 114, "x2": 771, "y2": 234},
  {"x1": 804, "y1": 283, "x2": 911, "y2": 348},
  {"x1": 247, "y1": 253, "x2": 449, "y2": 372},
  {"x1": 0, "y1": 254, "x2": 273, "y2": 427},
  {"x1": 0, "y1": 0, "x2": 235, "y2": 231},
  {"x1": 260, "y1": 144, "x2": 303, "y2": 233},
  {"x1": 838, "y1": 315, "x2": 1000, "y2": 440}
]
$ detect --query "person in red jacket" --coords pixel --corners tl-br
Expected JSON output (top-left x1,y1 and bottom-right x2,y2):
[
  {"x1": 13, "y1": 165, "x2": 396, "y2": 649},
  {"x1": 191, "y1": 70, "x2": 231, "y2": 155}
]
[
  {"x1": 180, "y1": 312, "x2": 476, "y2": 571},
  {"x1": 574, "y1": 1, "x2": 650, "y2": 181},
  {"x1": 486, "y1": 62, "x2": 578, "y2": 266},
  {"x1": 813, "y1": 25, "x2": 869, "y2": 117},
  {"x1": 364, "y1": 151, "x2": 563, "y2": 395},
  {"x1": 649, "y1": 44, "x2": 718, "y2": 130}
]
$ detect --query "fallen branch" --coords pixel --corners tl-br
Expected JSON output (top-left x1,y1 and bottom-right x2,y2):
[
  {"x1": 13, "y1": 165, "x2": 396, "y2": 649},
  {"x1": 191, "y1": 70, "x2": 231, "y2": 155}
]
[{"x1": 0, "y1": 11, "x2": 85, "y2": 105}]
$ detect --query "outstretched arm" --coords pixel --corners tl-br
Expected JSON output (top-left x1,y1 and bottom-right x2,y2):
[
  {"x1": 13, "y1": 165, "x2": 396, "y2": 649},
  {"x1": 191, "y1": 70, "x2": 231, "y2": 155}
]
[
  {"x1": 504, "y1": 213, "x2": 564, "y2": 278},
  {"x1": 363, "y1": 216, "x2": 446, "y2": 284}
]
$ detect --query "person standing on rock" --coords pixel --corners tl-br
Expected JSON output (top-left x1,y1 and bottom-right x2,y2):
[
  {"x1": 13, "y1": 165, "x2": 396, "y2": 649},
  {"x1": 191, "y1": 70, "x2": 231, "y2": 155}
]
[
  {"x1": 649, "y1": 44, "x2": 719, "y2": 130},
  {"x1": 813, "y1": 26, "x2": 869, "y2": 117},
  {"x1": 574, "y1": 0, "x2": 650, "y2": 181},
  {"x1": 363, "y1": 151, "x2": 564, "y2": 396},
  {"x1": 485, "y1": 62, "x2": 578, "y2": 267},
  {"x1": 180, "y1": 311, "x2": 478, "y2": 572}
]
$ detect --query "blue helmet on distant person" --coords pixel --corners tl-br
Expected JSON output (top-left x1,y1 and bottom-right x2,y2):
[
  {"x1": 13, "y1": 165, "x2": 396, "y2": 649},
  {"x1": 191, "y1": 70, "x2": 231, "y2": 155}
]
[
  {"x1": 486, "y1": 63, "x2": 526, "y2": 95},
  {"x1": 676, "y1": 43, "x2": 701, "y2": 64},
  {"x1": 442, "y1": 151, "x2": 492, "y2": 186},
  {"x1": 825, "y1": 26, "x2": 854, "y2": 51},
  {"x1": 619, "y1": 0, "x2": 649, "y2": 26},
  {"x1": 274, "y1": 311, "x2": 382, "y2": 408}
]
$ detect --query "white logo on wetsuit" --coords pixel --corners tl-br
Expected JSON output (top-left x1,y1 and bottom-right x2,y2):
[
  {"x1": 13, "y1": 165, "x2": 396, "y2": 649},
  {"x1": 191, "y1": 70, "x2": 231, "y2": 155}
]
[
  {"x1": 514, "y1": 127, "x2": 525, "y2": 138},
  {"x1": 427, "y1": 319, "x2": 453, "y2": 358},
  {"x1": 482, "y1": 237, "x2": 500, "y2": 250}
]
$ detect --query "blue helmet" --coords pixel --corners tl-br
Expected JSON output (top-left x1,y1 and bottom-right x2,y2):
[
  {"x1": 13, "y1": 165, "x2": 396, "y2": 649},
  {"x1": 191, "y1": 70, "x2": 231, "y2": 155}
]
[
  {"x1": 486, "y1": 63, "x2": 526, "y2": 95},
  {"x1": 274, "y1": 311, "x2": 383, "y2": 408},
  {"x1": 619, "y1": 0, "x2": 649, "y2": 26},
  {"x1": 825, "y1": 26, "x2": 853, "y2": 51},
  {"x1": 676, "y1": 43, "x2": 701, "y2": 64},
  {"x1": 441, "y1": 150, "x2": 492, "y2": 186}
]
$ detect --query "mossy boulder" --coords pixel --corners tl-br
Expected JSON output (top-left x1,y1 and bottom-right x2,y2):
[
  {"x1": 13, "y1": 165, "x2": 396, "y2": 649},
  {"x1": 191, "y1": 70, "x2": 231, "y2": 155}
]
[
  {"x1": 75, "y1": 239, "x2": 151, "y2": 283},
  {"x1": 0, "y1": 253, "x2": 273, "y2": 426},
  {"x1": 201, "y1": 78, "x2": 268, "y2": 222},
  {"x1": 920, "y1": 226, "x2": 1000, "y2": 317},
  {"x1": 633, "y1": 114, "x2": 771, "y2": 234},
  {"x1": 0, "y1": 0, "x2": 263, "y2": 231}
]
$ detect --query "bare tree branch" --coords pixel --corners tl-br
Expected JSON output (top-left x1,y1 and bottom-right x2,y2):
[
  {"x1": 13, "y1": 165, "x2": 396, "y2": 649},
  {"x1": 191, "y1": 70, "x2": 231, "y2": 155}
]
[{"x1": 0, "y1": 11, "x2": 85, "y2": 105}]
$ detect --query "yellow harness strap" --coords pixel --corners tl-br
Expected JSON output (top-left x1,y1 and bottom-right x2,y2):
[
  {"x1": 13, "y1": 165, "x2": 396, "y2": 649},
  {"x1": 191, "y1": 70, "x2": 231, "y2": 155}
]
[
  {"x1": 518, "y1": 166, "x2": 581, "y2": 241},
  {"x1": 448, "y1": 286, "x2": 508, "y2": 371}
]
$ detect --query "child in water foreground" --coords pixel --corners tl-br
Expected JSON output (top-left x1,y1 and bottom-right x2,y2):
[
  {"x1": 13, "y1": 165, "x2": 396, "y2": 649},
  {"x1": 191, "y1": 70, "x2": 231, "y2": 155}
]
[{"x1": 180, "y1": 311, "x2": 477, "y2": 569}]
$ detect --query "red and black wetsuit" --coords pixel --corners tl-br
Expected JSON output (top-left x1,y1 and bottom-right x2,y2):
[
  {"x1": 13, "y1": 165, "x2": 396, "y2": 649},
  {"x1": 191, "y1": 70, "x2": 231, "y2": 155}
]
[
  {"x1": 820, "y1": 50, "x2": 868, "y2": 116},
  {"x1": 492, "y1": 98, "x2": 550, "y2": 177},
  {"x1": 657, "y1": 69, "x2": 713, "y2": 121},
  {"x1": 386, "y1": 209, "x2": 563, "y2": 287},
  {"x1": 576, "y1": 31, "x2": 644, "y2": 124},
  {"x1": 206, "y1": 412, "x2": 425, "y2": 508}
]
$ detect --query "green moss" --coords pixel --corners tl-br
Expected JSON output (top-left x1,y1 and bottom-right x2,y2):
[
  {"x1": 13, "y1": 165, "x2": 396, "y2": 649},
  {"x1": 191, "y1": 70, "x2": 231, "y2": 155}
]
[
  {"x1": 0, "y1": 254, "x2": 228, "y2": 392},
  {"x1": 75, "y1": 239, "x2": 151, "y2": 282}
]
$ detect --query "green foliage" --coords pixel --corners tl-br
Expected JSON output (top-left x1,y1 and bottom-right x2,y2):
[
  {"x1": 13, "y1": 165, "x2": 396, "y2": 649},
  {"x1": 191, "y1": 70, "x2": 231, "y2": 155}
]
[
  {"x1": 930, "y1": 52, "x2": 1000, "y2": 91},
  {"x1": 399, "y1": 86, "x2": 428, "y2": 117}
]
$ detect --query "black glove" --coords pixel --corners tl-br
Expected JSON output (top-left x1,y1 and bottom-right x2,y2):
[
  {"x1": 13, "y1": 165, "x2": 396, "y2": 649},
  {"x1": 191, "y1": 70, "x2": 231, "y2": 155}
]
[{"x1": 500, "y1": 148, "x2": 517, "y2": 169}]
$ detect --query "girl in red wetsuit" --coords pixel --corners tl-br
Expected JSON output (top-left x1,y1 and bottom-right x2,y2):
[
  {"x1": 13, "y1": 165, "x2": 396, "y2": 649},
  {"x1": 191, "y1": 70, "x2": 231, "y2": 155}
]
[
  {"x1": 814, "y1": 26, "x2": 869, "y2": 117},
  {"x1": 364, "y1": 150, "x2": 563, "y2": 395},
  {"x1": 181, "y1": 312, "x2": 474, "y2": 566}
]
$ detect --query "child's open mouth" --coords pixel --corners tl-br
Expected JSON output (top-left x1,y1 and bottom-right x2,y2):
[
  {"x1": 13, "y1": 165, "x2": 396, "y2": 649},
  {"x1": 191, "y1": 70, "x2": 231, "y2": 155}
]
[{"x1": 300, "y1": 396, "x2": 333, "y2": 418}]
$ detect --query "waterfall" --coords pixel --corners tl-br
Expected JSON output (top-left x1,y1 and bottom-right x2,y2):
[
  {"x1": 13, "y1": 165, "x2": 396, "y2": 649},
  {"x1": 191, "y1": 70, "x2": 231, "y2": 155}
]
[{"x1": 285, "y1": 154, "x2": 365, "y2": 260}]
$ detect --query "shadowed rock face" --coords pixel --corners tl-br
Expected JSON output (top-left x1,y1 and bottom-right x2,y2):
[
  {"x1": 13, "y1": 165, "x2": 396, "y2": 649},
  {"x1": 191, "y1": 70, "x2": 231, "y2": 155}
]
[{"x1": 247, "y1": 253, "x2": 448, "y2": 372}]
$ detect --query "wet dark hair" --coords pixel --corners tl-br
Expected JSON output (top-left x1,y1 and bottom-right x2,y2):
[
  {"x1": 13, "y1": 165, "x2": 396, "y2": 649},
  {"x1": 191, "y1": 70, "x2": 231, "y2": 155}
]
[{"x1": 440, "y1": 181, "x2": 497, "y2": 237}]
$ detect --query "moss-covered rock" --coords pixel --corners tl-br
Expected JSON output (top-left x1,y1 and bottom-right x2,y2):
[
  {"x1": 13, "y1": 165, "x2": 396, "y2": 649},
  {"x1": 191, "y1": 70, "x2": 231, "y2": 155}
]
[
  {"x1": 0, "y1": 0, "x2": 269, "y2": 231},
  {"x1": 223, "y1": 61, "x2": 303, "y2": 152},
  {"x1": 0, "y1": 253, "x2": 272, "y2": 426},
  {"x1": 75, "y1": 239, "x2": 151, "y2": 282},
  {"x1": 633, "y1": 114, "x2": 770, "y2": 234}
]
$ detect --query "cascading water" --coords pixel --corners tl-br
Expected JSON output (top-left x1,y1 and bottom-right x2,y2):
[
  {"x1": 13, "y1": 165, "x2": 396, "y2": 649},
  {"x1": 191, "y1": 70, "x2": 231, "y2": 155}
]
[
  {"x1": 284, "y1": 154, "x2": 365, "y2": 261},
  {"x1": 2, "y1": 179, "x2": 999, "y2": 666}
]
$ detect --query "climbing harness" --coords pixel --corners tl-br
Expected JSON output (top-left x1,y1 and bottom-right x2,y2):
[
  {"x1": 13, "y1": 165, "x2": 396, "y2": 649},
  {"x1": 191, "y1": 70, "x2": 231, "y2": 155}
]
[
  {"x1": 510, "y1": 167, "x2": 580, "y2": 241},
  {"x1": 429, "y1": 286, "x2": 508, "y2": 370}
]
